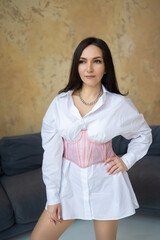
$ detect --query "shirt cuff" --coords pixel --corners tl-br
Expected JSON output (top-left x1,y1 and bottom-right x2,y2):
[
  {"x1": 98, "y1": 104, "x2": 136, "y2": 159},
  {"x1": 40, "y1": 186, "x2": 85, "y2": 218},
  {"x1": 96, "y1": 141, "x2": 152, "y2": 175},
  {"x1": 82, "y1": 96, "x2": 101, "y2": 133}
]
[
  {"x1": 121, "y1": 152, "x2": 136, "y2": 170},
  {"x1": 46, "y1": 189, "x2": 60, "y2": 205}
]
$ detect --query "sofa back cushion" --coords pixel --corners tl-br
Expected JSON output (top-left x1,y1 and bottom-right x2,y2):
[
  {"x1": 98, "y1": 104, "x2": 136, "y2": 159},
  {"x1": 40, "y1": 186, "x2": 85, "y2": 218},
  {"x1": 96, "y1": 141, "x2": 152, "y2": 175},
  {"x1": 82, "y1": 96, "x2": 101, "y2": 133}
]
[
  {"x1": 112, "y1": 136, "x2": 130, "y2": 155},
  {"x1": 0, "y1": 157, "x2": 3, "y2": 176},
  {"x1": 112, "y1": 125, "x2": 160, "y2": 156},
  {"x1": 147, "y1": 125, "x2": 160, "y2": 156},
  {"x1": 0, "y1": 133, "x2": 43, "y2": 176}
]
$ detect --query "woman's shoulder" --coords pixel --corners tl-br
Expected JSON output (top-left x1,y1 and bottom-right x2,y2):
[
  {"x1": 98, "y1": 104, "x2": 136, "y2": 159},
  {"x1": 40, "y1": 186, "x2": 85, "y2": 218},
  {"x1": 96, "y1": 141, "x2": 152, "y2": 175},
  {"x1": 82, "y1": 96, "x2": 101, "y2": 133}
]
[
  {"x1": 45, "y1": 91, "x2": 68, "y2": 109},
  {"x1": 106, "y1": 91, "x2": 127, "y2": 106},
  {"x1": 103, "y1": 85, "x2": 127, "y2": 105},
  {"x1": 110, "y1": 94, "x2": 139, "y2": 119},
  {"x1": 106, "y1": 91, "x2": 138, "y2": 114},
  {"x1": 50, "y1": 91, "x2": 69, "y2": 104},
  {"x1": 43, "y1": 91, "x2": 69, "y2": 121}
]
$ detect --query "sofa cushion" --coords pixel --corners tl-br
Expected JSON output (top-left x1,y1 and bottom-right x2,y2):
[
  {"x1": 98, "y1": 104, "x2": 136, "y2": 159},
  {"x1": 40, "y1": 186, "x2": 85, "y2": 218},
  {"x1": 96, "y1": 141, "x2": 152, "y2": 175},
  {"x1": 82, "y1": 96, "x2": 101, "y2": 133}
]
[
  {"x1": 0, "y1": 183, "x2": 14, "y2": 231},
  {"x1": 1, "y1": 168, "x2": 46, "y2": 224},
  {"x1": 128, "y1": 155, "x2": 160, "y2": 209},
  {"x1": 0, "y1": 133, "x2": 43, "y2": 175},
  {"x1": 0, "y1": 157, "x2": 3, "y2": 176},
  {"x1": 112, "y1": 135, "x2": 130, "y2": 155},
  {"x1": 147, "y1": 125, "x2": 160, "y2": 156},
  {"x1": 0, "y1": 167, "x2": 3, "y2": 176},
  {"x1": 112, "y1": 125, "x2": 160, "y2": 156}
]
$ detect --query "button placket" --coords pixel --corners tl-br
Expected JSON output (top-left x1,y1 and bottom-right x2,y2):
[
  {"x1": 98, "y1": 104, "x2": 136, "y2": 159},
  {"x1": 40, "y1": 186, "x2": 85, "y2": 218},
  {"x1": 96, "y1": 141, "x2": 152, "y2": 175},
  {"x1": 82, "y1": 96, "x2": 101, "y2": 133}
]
[{"x1": 80, "y1": 167, "x2": 92, "y2": 218}]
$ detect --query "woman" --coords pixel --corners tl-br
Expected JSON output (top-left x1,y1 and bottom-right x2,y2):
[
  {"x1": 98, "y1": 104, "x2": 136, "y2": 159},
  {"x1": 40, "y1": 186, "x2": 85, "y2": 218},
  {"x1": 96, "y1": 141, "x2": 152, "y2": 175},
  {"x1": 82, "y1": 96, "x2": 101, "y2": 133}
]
[{"x1": 30, "y1": 37, "x2": 152, "y2": 240}]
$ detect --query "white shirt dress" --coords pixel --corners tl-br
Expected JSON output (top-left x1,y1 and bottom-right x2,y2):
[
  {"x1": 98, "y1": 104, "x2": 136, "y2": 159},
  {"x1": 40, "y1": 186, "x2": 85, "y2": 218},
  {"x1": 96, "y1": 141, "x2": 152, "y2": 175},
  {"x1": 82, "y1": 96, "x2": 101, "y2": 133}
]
[{"x1": 41, "y1": 85, "x2": 152, "y2": 220}]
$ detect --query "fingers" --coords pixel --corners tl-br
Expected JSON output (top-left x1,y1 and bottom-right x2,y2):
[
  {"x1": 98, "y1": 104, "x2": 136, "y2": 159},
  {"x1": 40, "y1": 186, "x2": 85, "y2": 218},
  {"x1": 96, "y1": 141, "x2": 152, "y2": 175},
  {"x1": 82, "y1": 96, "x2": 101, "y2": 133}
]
[
  {"x1": 47, "y1": 204, "x2": 62, "y2": 225},
  {"x1": 104, "y1": 156, "x2": 116, "y2": 165},
  {"x1": 106, "y1": 160, "x2": 120, "y2": 175},
  {"x1": 47, "y1": 214, "x2": 61, "y2": 225},
  {"x1": 104, "y1": 156, "x2": 127, "y2": 175},
  {"x1": 47, "y1": 210, "x2": 56, "y2": 225}
]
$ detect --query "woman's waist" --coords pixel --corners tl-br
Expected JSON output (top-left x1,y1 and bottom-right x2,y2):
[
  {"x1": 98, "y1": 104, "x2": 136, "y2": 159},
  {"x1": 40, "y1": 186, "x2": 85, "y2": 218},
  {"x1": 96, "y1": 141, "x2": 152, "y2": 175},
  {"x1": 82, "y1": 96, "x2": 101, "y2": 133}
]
[{"x1": 63, "y1": 130, "x2": 115, "y2": 168}]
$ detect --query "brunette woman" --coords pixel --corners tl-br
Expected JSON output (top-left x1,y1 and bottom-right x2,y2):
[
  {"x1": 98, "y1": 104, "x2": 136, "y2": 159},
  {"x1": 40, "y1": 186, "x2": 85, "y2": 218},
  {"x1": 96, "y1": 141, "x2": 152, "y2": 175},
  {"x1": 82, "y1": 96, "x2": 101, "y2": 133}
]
[{"x1": 30, "y1": 37, "x2": 152, "y2": 240}]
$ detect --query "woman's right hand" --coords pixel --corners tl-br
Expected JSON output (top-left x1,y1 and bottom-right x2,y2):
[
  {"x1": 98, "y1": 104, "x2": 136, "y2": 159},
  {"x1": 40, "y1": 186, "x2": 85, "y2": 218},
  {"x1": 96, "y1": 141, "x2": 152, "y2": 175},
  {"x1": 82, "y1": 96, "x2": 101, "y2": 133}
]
[{"x1": 47, "y1": 203, "x2": 62, "y2": 225}]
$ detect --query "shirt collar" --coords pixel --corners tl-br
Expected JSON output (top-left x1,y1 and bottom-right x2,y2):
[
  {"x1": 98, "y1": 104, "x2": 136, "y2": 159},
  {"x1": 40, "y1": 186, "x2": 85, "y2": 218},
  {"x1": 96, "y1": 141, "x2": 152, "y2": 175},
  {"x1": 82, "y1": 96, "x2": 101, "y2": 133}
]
[
  {"x1": 59, "y1": 84, "x2": 111, "y2": 98},
  {"x1": 102, "y1": 84, "x2": 112, "y2": 95},
  {"x1": 59, "y1": 84, "x2": 112, "y2": 119}
]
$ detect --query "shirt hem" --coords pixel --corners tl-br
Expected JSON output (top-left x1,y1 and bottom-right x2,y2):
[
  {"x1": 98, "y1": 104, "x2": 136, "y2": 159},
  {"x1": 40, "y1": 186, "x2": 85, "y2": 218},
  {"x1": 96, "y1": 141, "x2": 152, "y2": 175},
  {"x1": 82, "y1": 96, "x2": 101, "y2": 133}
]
[{"x1": 61, "y1": 209, "x2": 137, "y2": 221}]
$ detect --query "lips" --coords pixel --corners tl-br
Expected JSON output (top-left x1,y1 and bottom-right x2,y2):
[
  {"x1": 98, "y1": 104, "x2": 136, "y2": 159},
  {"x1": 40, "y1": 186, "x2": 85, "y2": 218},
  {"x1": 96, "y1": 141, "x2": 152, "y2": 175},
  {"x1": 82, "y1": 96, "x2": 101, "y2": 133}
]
[{"x1": 85, "y1": 75, "x2": 96, "y2": 79}]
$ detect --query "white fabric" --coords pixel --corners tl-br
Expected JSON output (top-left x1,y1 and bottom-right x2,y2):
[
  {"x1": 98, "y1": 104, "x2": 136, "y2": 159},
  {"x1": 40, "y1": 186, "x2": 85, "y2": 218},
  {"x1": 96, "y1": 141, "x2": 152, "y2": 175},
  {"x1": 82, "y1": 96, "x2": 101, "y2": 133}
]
[{"x1": 41, "y1": 85, "x2": 152, "y2": 220}]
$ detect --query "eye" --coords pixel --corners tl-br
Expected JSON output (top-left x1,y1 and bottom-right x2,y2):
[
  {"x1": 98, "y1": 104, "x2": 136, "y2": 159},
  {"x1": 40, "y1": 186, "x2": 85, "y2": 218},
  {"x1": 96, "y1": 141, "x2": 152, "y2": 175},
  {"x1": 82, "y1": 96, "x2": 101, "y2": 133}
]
[
  {"x1": 94, "y1": 59, "x2": 102, "y2": 64},
  {"x1": 79, "y1": 60, "x2": 86, "y2": 64}
]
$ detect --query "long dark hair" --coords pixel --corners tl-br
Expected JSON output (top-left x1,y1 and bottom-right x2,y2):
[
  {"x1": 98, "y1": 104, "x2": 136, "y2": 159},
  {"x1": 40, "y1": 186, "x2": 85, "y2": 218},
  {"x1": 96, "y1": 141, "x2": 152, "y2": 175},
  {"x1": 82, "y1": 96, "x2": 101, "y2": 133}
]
[{"x1": 59, "y1": 37, "x2": 128, "y2": 95}]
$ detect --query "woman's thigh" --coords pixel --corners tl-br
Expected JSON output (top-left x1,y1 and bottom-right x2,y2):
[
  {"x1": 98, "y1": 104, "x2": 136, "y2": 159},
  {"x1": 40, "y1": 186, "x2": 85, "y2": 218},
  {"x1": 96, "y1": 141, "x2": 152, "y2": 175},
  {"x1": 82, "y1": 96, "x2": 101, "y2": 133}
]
[
  {"x1": 93, "y1": 219, "x2": 119, "y2": 240},
  {"x1": 30, "y1": 210, "x2": 75, "y2": 240}
]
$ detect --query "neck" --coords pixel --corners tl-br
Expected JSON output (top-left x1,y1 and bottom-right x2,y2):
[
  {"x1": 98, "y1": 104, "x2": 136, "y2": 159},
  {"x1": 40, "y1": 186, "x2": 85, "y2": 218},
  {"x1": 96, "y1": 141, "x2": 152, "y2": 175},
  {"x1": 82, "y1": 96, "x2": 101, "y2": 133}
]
[{"x1": 81, "y1": 84, "x2": 102, "y2": 100}]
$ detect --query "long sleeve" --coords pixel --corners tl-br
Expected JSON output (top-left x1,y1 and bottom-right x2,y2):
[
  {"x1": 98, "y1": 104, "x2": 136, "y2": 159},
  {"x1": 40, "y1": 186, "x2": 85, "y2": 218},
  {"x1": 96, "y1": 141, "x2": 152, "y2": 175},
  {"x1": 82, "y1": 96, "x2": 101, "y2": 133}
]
[
  {"x1": 41, "y1": 98, "x2": 64, "y2": 206},
  {"x1": 120, "y1": 98, "x2": 152, "y2": 170}
]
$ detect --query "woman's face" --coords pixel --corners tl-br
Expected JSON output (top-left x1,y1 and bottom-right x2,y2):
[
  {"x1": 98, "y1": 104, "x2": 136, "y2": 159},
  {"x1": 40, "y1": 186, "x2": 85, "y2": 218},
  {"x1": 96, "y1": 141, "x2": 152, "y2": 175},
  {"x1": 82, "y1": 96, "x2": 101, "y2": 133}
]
[{"x1": 78, "y1": 45, "x2": 106, "y2": 88}]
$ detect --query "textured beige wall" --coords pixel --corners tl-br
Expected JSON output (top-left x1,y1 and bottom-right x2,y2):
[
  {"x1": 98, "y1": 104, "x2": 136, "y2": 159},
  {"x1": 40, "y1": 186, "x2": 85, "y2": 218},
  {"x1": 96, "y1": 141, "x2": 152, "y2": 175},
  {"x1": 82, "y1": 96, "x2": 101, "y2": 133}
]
[{"x1": 0, "y1": 0, "x2": 160, "y2": 138}]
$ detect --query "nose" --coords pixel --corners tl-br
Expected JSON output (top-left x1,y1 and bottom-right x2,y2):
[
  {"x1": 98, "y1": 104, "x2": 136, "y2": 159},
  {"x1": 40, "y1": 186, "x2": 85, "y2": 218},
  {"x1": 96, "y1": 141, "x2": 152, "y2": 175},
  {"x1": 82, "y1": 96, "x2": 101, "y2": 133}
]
[{"x1": 86, "y1": 62, "x2": 94, "y2": 73}]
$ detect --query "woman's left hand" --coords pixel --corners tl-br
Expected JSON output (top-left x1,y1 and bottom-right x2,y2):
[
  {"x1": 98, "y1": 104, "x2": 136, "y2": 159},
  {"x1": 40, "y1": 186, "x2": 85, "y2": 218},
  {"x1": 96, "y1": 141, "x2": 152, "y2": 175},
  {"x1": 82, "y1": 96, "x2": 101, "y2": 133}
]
[{"x1": 104, "y1": 155, "x2": 128, "y2": 175}]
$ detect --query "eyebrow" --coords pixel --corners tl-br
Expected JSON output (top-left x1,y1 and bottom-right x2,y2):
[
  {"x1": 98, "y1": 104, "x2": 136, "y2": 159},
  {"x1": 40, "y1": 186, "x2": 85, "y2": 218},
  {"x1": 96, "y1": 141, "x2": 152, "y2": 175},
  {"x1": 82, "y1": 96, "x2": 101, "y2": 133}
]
[{"x1": 79, "y1": 56, "x2": 103, "y2": 60}]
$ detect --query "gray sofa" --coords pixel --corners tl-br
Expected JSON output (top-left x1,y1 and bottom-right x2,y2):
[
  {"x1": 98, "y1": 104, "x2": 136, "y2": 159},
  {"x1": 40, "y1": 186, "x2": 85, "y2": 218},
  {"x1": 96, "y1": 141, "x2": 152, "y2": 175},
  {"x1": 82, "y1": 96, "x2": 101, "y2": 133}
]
[
  {"x1": 0, "y1": 133, "x2": 46, "y2": 240},
  {"x1": 0, "y1": 126, "x2": 159, "y2": 240},
  {"x1": 113, "y1": 125, "x2": 160, "y2": 216}
]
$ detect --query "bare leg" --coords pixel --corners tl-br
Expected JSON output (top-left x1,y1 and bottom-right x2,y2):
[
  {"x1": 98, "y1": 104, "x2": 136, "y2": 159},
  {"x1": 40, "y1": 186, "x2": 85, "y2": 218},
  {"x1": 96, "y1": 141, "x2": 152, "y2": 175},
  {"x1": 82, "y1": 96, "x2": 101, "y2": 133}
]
[
  {"x1": 93, "y1": 220, "x2": 119, "y2": 240},
  {"x1": 30, "y1": 210, "x2": 75, "y2": 240}
]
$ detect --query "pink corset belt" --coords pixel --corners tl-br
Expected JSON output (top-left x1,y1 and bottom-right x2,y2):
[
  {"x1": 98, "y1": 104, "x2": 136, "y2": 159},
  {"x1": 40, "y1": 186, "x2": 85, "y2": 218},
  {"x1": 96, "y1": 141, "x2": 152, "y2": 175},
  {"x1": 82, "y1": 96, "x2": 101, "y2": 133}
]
[{"x1": 63, "y1": 130, "x2": 115, "y2": 168}]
